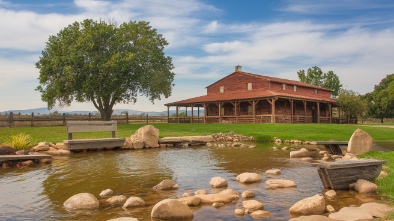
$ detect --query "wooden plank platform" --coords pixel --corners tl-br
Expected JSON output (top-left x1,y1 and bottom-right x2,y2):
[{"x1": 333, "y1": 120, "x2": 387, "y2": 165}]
[
  {"x1": 314, "y1": 141, "x2": 348, "y2": 155},
  {"x1": 159, "y1": 136, "x2": 213, "y2": 146},
  {"x1": 312, "y1": 159, "x2": 385, "y2": 189},
  {"x1": 0, "y1": 153, "x2": 52, "y2": 161},
  {"x1": 64, "y1": 138, "x2": 125, "y2": 150}
]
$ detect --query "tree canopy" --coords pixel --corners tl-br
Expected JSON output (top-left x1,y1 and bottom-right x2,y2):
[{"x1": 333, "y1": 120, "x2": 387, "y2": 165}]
[
  {"x1": 365, "y1": 74, "x2": 394, "y2": 122},
  {"x1": 297, "y1": 66, "x2": 342, "y2": 97},
  {"x1": 36, "y1": 19, "x2": 174, "y2": 120},
  {"x1": 337, "y1": 89, "x2": 368, "y2": 123}
]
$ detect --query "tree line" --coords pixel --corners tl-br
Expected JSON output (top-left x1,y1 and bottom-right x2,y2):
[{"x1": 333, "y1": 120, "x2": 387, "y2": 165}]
[{"x1": 297, "y1": 66, "x2": 394, "y2": 123}]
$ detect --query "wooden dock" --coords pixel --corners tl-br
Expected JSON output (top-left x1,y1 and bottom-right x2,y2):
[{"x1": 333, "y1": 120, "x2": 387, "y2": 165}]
[
  {"x1": 0, "y1": 153, "x2": 52, "y2": 162},
  {"x1": 314, "y1": 141, "x2": 348, "y2": 155},
  {"x1": 312, "y1": 159, "x2": 385, "y2": 189},
  {"x1": 64, "y1": 138, "x2": 125, "y2": 150}
]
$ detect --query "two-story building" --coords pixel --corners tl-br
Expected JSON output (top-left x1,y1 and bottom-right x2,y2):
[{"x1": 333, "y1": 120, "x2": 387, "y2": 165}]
[{"x1": 165, "y1": 66, "x2": 337, "y2": 124}]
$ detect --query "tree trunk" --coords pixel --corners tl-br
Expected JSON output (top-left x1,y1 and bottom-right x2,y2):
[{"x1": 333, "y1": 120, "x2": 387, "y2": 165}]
[
  {"x1": 381, "y1": 117, "x2": 384, "y2": 124},
  {"x1": 99, "y1": 108, "x2": 113, "y2": 121}
]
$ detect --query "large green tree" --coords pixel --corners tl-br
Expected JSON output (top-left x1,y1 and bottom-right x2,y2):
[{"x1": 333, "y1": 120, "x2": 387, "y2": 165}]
[
  {"x1": 36, "y1": 19, "x2": 174, "y2": 120},
  {"x1": 366, "y1": 74, "x2": 394, "y2": 123},
  {"x1": 297, "y1": 66, "x2": 342, "y2": 97},
  {"x1": 337, "y1": 89, "x2": 368, "y2": 123}
]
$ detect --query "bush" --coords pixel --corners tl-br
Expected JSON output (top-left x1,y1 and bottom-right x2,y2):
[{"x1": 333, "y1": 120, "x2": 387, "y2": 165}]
[{"x1": 6, "y1": 133, "x2": 34, "y2": 150}]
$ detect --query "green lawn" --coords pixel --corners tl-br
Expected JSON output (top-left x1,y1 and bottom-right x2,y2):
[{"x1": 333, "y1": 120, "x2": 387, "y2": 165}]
[{"x1": 1, "y1": 123, "x2": 393, "y2": 144}]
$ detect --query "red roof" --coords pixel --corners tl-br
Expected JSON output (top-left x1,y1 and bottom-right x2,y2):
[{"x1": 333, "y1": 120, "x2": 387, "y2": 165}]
[{"x1": 166, "y1": 71, "x2": 336, "y2": 106}]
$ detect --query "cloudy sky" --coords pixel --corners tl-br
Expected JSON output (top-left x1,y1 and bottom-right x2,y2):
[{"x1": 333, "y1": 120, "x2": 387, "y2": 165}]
[{"x1": 1, "y1": 0, "x2": 394, "y2": 112}]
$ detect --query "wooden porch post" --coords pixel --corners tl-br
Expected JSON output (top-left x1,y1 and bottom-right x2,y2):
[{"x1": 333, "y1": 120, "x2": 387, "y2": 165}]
[
  {"x1": 253, "y1": 100, "x2": 256, "y2": 123},
  {"x1": 290, "y1": 99, "x2": 294, "y2": 123},
  {"x1": 204, "y1": 103, "x2": 207, "y2": 123},
  {"x1": 317, "y1": 102, "x2": 320, "y2": 123},
  {"x1": 304, "y1": 100, "x2": 307, "y2": 123},
  {"x1": 329, "y1": 103, "x2": 332, "y2": 124},
  {"x1": 218, "y1": 102, "x2": 222, "y2": 123},
  {"x1": 191, "y1": 105, "x2": 194, "y2": 123},
  {"x1": 271, "y1": 98, "x2": 276, "y2": 123},
  {"x1": 167, "y1": 106, "x2": 170, "y2": 123},
  {"x1": 176, "y1": 105, "x2": 179, "y2": 123}
]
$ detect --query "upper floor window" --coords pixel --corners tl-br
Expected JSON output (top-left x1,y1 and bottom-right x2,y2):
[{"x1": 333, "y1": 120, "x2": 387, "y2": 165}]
[
  {"x1": 294, "y1": 85, "x2": 297, "y2": 92},
  {"x1": 314, "y1": 89, "x2": 318, "y2": 94},
  {"x1": 247, "y1": 83, "x2": 252, "y2": 91},
  {"x1": 282, "y1": 84, "x2": 286, "y2": 90},
  {"x1": 220, "y1": 86, "x2": 224, "y2": 93}
]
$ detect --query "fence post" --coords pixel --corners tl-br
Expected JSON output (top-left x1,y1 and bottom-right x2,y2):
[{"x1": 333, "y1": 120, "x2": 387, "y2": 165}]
[
  {"x1": 146, "y1": 114, "x2": 148, "y2": 124},
  {"x1": 63, "y1": 113, "x2": 66, "y2": 126},
  {"x1": 126, "y1": 112, "x2": 129, "y2": 124},
  {"x1": 89, "y1": 113, "x2": 91, "y2": 121},
  {"x1": 31, "y1": 112, "x2": 34, "y2": 127},
  {"x1": 8, "y1": 112, "x2": 14, "y2": 127}
]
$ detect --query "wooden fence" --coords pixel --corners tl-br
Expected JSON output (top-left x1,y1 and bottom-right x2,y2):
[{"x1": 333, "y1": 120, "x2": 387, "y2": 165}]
[{"x1": 0, "y1": 112, "x2": 168, "y2": 127}]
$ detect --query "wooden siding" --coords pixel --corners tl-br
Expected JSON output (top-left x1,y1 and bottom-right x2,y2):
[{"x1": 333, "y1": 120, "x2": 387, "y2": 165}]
[{"x1": 207, "y1": 72, "x2": 269, "y2": 95}]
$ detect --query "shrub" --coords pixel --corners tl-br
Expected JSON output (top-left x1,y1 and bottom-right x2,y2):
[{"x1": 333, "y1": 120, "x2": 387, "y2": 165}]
[{"x1": 6, "y1": 133, "x2": 34, "y2": 150}]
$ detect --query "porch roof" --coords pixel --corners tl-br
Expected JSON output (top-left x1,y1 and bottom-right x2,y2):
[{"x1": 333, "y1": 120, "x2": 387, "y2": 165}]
[{"x1": 165, "y1": 89, "x2": 336, "y2": 106}]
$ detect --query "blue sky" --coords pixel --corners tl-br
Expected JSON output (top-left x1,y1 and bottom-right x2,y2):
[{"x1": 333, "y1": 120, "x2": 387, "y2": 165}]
[{"x1": 1, "y1": 0, "x2": 394, "y2": 112}]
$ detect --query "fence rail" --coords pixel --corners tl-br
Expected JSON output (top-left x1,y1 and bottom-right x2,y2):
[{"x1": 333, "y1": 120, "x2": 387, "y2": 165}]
[{"x1": 0, "y1": 112, "x2": 168, "y2": 127}]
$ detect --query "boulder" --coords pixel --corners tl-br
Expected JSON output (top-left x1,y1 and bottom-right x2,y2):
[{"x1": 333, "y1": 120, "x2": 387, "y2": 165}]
[
  {"x1": 324, "y1": 190, "x2": 337, "y2": 199},
  {"x1": 99, "y1": 189, "x2": 114, "y2": 198},
  {"x1": 250, "y1": 210, "x2": 272, "y2": 218},
  {"x1": 342, "y1": 153, "x2": 358, "y2": 160},
  {"x1": 236, "y1": 172, "x2": 262, "y2": 183},
  {"x1": 329, "y1": 202, "x2": 394, "y2": 220},
  {"x1": 290, "y1": 148, "x2": 316, "y2": 158},
  {"x1": 196, "y1": 193, "x2": 238, "y2": 204},
  {"x1": 219, "y1": 189, "x2": 239, "y2": 197},
  {"x1": 212, "y1": 202, "x2": 225, "y2": 208},
  {"x1": 46, "y1": 149, "x2": 71, "y2": 155},
  {"x1": 326, "y1": 205, "x2": 336, "y2": 213},
  {"x1": 177, "y1": 196, "x2": 201, "y2": 206},
  {"x1": 265, "y1": 179, "x2": 297, "y2": 189},
  {"x1": 19, "y1": 160, "x2": 34, "y2": 166},
  {"x1": 153, "y1": 179, "x2": 178, "y2": 190},
  {"x1": 63, "y1": 193, "x2": 99, "y2": 210},
  {"x1": 151, "y1": 199, "x2": 194, "y2": 220},
  {"x1": 289, "y1": 215, "x2": 339, "y2": 221},
  {"x1": 132, "y1": 139, "x2": 145, "y2": 149},
  {"x1": 289, "y1": 194, "x2": 325, "y2": 215},
  {"x1": 265, "y1": 169, "x2": 281, "y2": 175},
  {"x1": 347, "y1": 129, "x2": 373, "y2": 154},
  {"x1": 32, "y1": 144, "x2": 50, "y2": 151},
  {"x1": 194, "y1": 189, "x2": 206, "y2": 195},
  {"x1": 234, "y1": 208, "x2": 245, "y2": 216},
  {"x1": 241, "y1": 190, "x2": 254, "y2": 198},
  {"x1": 107, "y1": 195, "x2": 127, "y2": 205},
  {"x1": 130, "y1": 125, "x2": 159, "y2": 148},
  {"x1": 121, "y1": 138, "x2": 133, "y2": 149},
  {"x1": 353, "y1": 179, "x2": 378, "y2": 193},
  {"x1": 122, "y1": 196, "x2": 145, "y2": 208},
  {"x1": 210, "y1": 177, "x2": 228, "y2": 188},
  {"x1": 242, "y1": 200, "x2": 264, "y2": 212}
]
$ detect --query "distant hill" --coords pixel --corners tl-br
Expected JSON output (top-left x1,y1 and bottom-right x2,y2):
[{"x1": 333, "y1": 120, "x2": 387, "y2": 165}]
[{"x1": 0, "y1": 107, "x2": 203, "y2": 116}]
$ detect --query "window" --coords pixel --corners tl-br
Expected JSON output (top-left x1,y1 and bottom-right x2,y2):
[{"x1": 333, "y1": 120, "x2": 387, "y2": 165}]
[
  {"x1": 294, "y1": 85, "x2": 297, "y2": 92},
  {"x1": 247, "y1": 83, "x2": 252, "y2": 91},
  {"x1": 282, "y1": 84, "x2": 286, "y2": 90},
  {"x1": 314, "y1": 89, "x2": 318, "y2": 94},
  {"x1": 220, "y1": 86, "x2": 224, "y2": 93}
]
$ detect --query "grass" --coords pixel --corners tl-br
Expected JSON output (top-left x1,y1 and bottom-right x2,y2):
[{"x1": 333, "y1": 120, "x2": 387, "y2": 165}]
[
  {"x1": 0, "y1": 123, "x2": 393, "y2": 145},
  {"x1": 3, "y1": 133, "x2": 34, "y2": 150}
]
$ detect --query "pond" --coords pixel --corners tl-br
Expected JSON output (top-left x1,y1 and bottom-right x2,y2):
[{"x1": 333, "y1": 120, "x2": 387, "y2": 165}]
[{"x1": 0, "y1": 143, "x2": 386, "y2": 221}]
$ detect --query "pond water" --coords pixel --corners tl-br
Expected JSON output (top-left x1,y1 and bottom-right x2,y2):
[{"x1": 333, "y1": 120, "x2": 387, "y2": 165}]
[{"x1": 0, "y1": 143, "x2": 386, "y2": 221}]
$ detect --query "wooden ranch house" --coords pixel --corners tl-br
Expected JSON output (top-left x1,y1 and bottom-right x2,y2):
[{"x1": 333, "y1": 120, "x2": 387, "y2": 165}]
[{"x1": 165, "y1": 66, "x2": 337, "y2": 124}]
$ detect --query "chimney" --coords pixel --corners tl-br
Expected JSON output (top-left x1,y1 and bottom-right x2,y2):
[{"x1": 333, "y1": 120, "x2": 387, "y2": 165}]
[{"x1": 235, "y1": 65, "x2": 242, "y2": 72}]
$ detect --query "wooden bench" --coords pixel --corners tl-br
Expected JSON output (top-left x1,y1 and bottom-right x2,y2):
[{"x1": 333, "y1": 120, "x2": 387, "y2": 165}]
[
  {"x1": 314, "y1": 141, "x2": 348, "y2": 155},
  {"x1": 63, "y1": 121, "x2": 125, "y2": 150}
]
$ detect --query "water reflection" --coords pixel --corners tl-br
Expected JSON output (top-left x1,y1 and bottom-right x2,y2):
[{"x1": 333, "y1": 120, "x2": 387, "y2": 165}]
[{"x1": 0, "y1": 142, "x2": 388, "y2": 221}]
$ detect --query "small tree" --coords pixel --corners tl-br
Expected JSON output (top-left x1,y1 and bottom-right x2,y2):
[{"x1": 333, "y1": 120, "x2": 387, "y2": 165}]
[
  {"x1": 366, "y1": 74, "x2": 394, "y2": 123},
  {"x1": 297, "y1": 66, "x2": 342, "y2": 97},
  {"x1": 36, "y1": 19, "x2": 175, "y2": 120},
  {"x1": 337, "y1": 89, "x2": 368, "y2": 123}
]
